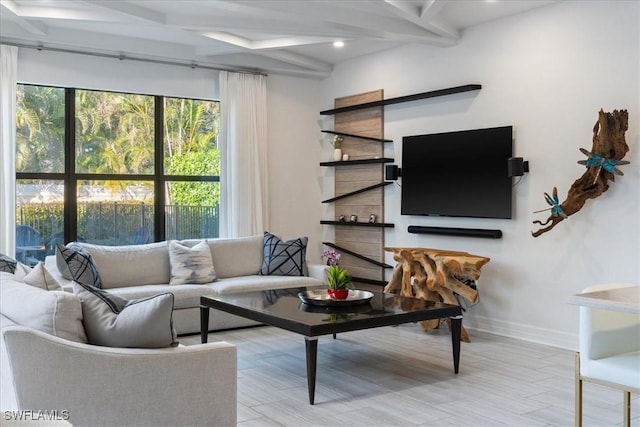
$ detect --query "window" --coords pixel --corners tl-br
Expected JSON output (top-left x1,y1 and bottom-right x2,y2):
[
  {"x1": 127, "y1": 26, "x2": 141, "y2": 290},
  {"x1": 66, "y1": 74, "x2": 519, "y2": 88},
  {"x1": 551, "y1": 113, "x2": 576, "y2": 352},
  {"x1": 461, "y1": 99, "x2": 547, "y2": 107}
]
[{"x1": 15, "y1": 85, "x2": 220, "y2": 262}]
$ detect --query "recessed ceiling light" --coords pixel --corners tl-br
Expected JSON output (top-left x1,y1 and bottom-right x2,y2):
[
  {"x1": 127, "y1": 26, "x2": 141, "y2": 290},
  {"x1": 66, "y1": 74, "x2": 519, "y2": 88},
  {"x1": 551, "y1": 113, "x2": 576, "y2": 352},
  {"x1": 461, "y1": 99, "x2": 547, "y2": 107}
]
[{"x1": 333, "y1": 40, "x2": 344, "y2": 48}]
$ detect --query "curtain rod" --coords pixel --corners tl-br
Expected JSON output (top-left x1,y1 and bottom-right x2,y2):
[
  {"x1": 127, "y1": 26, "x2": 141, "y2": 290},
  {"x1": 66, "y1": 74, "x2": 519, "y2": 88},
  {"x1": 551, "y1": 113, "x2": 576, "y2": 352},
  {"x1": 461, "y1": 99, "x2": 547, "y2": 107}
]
[{"x1": 1, "y1": 40, "x2": 268, "y2": 76}]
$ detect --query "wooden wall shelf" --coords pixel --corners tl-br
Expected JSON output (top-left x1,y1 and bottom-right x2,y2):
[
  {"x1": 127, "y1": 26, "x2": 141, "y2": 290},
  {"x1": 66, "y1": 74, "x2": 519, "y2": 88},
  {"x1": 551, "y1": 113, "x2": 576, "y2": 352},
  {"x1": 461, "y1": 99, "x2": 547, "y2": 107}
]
[
  {"x1": 321, "y1": 130, "x2": 393, "y2": 143},
  {"x1": 322, "y1": 182, "x2": 392, "y2": 203},
  {"x1": 322, "y1": 241, "x2": 393, "y2": 269},
  {"x1": 321, "y1": 220, "x2": 394, "y2": 228},
  {"x1": 320, "y1": 84, "x2": 482, "y2": 115},
  {"x1": 320, "y1": 158, "x2": 394, "y2": 167}
]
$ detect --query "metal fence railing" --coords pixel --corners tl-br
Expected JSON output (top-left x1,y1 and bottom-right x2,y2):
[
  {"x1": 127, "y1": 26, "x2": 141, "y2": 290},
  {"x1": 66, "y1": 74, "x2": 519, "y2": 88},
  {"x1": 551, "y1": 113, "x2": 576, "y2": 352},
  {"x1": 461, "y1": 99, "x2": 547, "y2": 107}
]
[{"x1": 16, "y1": 203, "x2": 220, "y2": 257}]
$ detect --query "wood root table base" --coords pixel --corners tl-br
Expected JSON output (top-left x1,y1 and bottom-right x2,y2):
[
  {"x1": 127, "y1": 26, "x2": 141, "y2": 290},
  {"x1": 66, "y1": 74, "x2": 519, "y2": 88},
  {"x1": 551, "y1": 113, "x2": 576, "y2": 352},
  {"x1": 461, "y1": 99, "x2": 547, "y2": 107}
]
[{"x1": 384, "y1": 247, "x2": 490, "y2": 342}]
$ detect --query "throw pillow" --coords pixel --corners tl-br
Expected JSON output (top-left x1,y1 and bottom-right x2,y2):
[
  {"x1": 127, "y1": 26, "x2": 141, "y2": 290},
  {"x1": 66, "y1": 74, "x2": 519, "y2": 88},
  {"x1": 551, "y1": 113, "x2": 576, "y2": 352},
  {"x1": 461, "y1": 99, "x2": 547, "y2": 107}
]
[
  {"x1": 23, "y1": 262, "x2": 63, "y2": 291},
  {"x1": 73, "y1": 281, "x2": 178, "y2": 348},
  {"x1": 57, "y1": 243, "x2": 103, "y2": 288},
  {"x1": 260, "y1": 232, "x2": 308, "y2": 276},
  {"x1": 0, "y1": 254, "x2": 17, "y2": 274},
  {"x1": 168, "y1": 240, "x2": 216, "y2": 285},
  {"x1": 55, "y1": 244, "x2": 72, "y2": 280}
]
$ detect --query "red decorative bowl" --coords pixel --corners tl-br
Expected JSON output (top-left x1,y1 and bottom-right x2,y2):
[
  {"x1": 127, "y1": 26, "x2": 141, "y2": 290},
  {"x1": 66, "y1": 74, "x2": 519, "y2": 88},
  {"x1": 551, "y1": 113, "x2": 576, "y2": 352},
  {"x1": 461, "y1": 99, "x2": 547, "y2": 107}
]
[{"x1": 327, "y1": 289, "x2": 349, "y2": 300}]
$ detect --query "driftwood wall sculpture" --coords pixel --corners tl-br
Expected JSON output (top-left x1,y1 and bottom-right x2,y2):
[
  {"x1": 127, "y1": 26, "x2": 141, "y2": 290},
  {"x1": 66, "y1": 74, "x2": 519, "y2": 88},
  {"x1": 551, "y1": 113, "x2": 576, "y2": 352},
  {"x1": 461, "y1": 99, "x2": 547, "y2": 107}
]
[{"x1": 532, "y1": 109, "x2": 629, "y2": 238}]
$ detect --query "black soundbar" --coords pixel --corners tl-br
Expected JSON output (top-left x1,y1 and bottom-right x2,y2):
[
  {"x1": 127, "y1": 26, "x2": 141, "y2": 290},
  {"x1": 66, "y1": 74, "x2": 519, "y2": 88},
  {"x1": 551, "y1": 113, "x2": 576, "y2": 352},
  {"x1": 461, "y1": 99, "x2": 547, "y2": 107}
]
[{"x1": 407, "y1": 226, "x2": 502, "y2": 239}]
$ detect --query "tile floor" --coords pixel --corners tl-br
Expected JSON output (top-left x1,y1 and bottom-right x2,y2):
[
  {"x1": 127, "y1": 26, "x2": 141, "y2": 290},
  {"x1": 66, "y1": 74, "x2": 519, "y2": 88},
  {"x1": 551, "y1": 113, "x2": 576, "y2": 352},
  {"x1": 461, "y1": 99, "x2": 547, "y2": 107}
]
[{"x1": 181, "y1": 324, "x2": 638, "y2": 426}]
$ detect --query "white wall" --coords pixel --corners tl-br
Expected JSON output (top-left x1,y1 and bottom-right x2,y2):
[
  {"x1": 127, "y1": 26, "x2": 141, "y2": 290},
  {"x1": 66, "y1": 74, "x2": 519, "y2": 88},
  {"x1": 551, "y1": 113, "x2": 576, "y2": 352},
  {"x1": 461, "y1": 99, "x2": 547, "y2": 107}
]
[
  {"x1": 17, "y1": 49, "x2": 219, "y2": 98},
  {"x1": 265, "y1": 75, "x2": 323, "y2": 261},
  {"x1": 319, "y1": 0, "x2": 639, "y2": 348}
]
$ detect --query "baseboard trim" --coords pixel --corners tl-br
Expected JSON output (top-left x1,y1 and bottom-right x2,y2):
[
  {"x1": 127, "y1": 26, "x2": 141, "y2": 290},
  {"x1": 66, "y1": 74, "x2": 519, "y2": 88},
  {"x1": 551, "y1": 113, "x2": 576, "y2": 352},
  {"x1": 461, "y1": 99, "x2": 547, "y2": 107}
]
[{"x1": 464, "y1": 314, "x2": 578, "y2": 351}]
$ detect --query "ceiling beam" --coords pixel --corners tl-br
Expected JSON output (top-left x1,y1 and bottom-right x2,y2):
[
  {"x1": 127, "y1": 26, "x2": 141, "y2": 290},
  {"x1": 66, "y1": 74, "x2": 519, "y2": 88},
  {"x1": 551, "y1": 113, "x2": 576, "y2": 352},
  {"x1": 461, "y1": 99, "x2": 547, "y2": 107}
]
[
  {"x1": 381, "y1": 0, "x2": 459, "y2": 42},
  {"x1": 200, "y1": 32, "x2": 332, "y2": 51},
  {"x1": 75, "y1": 0, "x2": 166, "y2": 24},
  {"x1": 0, "y1": 0, "x2": 47, "y2": 36}
]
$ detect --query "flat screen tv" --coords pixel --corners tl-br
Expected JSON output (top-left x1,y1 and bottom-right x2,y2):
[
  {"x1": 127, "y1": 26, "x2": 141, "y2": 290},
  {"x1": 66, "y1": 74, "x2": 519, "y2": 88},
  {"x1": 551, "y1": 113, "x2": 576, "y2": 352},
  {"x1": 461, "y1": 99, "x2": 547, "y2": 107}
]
[{"x1": 400, "y1": 126, "x2": 513, "y2": 219}]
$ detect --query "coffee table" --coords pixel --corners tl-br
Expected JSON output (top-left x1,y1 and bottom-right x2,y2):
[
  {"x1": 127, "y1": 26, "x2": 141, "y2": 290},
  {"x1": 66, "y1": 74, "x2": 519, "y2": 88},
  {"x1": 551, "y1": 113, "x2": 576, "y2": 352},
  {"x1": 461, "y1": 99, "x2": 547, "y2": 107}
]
[{"x1": 200, "y1": 288, "x2": 463, "y2": 404}]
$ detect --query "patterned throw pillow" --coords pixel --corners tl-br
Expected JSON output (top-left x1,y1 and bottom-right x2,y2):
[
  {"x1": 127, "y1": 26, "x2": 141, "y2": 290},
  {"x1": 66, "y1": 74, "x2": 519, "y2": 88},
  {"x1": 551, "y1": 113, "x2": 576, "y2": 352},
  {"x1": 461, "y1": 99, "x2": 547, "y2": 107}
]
[
  {"x1": 57, "y1": 243, "x2": 103, "y2": 288},
  {"x1": 260, "y1": 232, "x2": 308, "y2": 276},
  {"x1": 23, "y1": 262, "x2": 63, "y2": 291},
  {"x1": 73, "y1": 281, "x2": 178, "y2": 348},
  {"x1": 168, "y1": 240, "x2": 216, "y2": 285},
  {"x1": 0, "y1": 254, "x2": 17, "y2": 274}
]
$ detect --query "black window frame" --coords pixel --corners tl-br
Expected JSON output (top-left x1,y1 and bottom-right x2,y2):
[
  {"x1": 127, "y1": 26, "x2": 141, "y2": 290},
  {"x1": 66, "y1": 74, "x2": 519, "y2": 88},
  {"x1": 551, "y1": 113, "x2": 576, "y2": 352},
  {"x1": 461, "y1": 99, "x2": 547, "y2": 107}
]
[{"x1": 15, "y1": 84, "x2": 220, "y2": 244}]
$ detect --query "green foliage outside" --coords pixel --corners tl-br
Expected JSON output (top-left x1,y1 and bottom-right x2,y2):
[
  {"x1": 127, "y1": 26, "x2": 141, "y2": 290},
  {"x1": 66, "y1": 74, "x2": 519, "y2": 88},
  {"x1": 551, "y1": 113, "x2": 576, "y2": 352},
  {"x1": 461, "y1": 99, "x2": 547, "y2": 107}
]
[
  {"x1": 16, "y1": 85, "x2": 220, "y2": 207},
  {"x1": 16, "y1": 86, "x2": 65, "y2": 173}
]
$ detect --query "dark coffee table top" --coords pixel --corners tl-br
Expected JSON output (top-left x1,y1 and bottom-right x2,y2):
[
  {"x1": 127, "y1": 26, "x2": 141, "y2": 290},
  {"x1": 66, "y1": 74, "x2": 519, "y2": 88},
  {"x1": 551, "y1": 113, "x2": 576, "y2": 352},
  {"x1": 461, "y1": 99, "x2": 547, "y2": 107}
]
[{"x1": 201, "y1": 288, "x2": 462, "y2": 337}]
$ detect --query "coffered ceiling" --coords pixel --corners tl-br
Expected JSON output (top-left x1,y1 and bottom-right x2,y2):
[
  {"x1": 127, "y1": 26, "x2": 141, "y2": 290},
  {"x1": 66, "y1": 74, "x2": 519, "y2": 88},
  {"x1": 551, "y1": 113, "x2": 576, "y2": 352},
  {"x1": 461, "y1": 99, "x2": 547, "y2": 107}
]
[{"x1": 0, "y1": 0, "x2": 557, "y2": 78}]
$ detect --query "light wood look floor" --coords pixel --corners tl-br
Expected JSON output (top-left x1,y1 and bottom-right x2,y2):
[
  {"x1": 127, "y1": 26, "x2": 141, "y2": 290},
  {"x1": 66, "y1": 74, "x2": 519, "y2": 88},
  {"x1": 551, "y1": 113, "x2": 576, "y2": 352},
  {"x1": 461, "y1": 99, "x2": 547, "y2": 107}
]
[{"x1": 181, "y1": 324, "x2": 639, "y2": 426}]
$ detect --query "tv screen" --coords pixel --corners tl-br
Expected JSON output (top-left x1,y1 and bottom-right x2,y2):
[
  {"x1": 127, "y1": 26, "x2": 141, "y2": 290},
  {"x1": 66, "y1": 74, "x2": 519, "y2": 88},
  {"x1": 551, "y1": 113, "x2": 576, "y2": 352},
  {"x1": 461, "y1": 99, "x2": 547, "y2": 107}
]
[{"x1": 400, "y1": 126, "x2": 513, "y2": 219}]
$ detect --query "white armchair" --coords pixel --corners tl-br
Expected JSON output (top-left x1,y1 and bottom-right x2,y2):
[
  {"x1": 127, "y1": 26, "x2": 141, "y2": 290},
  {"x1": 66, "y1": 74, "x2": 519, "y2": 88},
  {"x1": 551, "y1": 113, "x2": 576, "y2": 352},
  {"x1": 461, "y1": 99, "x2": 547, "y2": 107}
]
[
  {"x1": 575, "y1": 283, "x2": 640, "y2": 427},
  {"x1": 2, "y1": 326, "x2": 237, "y2": 427}
]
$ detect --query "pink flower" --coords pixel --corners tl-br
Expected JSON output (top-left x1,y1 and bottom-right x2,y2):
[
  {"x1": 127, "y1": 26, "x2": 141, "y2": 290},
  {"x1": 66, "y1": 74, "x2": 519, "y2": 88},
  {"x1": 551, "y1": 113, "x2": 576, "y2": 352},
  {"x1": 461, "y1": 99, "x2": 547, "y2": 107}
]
[{"x1": 322, "y1": 249, "x2": 341, "y2": 266}]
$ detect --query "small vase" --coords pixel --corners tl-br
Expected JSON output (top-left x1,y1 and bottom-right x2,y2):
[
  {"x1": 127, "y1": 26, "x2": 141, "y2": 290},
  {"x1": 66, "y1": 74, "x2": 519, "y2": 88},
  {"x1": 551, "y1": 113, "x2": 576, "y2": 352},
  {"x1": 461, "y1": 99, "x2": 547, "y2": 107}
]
[
  {"x1": 333, "y1": 148, "x2": 343, "y2": 161},
  {"x1": 327, "y1": 289, "x2": 349, "y2": 300}
]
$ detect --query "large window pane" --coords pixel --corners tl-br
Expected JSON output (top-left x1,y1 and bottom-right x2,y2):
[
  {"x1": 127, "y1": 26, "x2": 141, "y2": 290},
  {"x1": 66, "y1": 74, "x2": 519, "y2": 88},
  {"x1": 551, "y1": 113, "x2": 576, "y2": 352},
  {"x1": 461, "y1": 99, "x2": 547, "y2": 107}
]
[
  {"x1": 15, "y1": 179, "x2": 64, "y2": 263},
  {"x1": 75, "y1": 91, "x2": 154, "y2": 174},
  {"x1": 17, "y1": 85, "x2": 220, "y2": 247},
  {"x1": 165, "y1": 181, "x2": 219, "y2": 240},
  {"x1": 77, "y1": 180, "x2": 154, "y2": 245},
  {"x1": 16, "y1": 85, "x2": 65, "y2": 173},
  {"x1": 164, "y1": 97, "x2": 219, "y2": 177}
]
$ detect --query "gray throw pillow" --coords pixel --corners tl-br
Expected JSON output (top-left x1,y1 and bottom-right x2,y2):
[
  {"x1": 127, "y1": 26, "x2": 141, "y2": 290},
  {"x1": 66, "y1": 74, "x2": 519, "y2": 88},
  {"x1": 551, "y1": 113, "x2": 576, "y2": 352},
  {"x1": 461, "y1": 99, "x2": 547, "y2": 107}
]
[
  {"x1": 73, "y1": 281, "x2": 178, "y2": 348},
  {"x1": 57, "y1": 243, "x2": 103, "y2": 288},
  {"x1": 260, "y1": 232, "x2": 308, "y2": 276},
  {"x1": 0, "y1": 254, "x2": 17, "y2": 273},
  {"x1": 168, "y1": 240, "x2": 216, "y2": 285}
]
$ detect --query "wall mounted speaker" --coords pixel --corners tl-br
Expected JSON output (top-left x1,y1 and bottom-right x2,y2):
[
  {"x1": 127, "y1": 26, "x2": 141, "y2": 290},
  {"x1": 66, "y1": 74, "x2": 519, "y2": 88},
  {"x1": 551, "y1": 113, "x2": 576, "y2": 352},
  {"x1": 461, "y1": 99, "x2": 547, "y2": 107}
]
[
  {"x1": 385, "y1": 164, "x2": 401, "y2": 181},
  {"x1": 508, "y1": 157, "x2": 530, "y2": 177}
]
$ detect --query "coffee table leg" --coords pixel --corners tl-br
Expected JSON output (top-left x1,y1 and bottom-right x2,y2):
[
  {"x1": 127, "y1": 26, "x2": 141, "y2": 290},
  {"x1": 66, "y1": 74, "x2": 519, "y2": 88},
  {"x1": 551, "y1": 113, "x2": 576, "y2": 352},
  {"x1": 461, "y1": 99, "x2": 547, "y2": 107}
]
[
  {"x1": 200, "y1": 306, "x2": 209, "y2": 344},
  {"x1": 450, "y1": 315, "x2": 462, "y2": 374},
  {"x1": 304, "y1": 337, "x2": 318, "y2": 405}
]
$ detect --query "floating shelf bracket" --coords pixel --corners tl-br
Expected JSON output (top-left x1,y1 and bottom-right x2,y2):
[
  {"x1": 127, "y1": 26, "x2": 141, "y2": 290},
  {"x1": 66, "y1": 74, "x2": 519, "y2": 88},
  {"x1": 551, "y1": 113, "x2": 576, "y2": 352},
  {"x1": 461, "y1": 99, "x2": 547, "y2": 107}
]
[
  {"x1": 320, "y1": 158, "x2": 394, "y2": 167},
  {"x1": 322, "y1": 182, "x2": 393, "y2": 203},
  {"x1": 321, "y1": 130, "x2": 393, "y2": 143},
  {"x1": 321, "y1": 220, "x2": 394, "y2": 228},
  {"x1": 323, "y1": 241, "x2": 393, "y2": 269},
  {"x1": 320, "y1": 84, "x2": 482, "y2": 115}
]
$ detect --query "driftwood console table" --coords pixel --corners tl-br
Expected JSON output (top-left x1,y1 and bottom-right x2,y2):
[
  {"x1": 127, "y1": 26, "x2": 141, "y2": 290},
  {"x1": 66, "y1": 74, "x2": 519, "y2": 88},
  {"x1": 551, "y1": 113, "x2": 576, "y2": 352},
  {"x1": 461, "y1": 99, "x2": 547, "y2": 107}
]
[{"x1": 384, "y1": 247, "x2": 490, "y2": 342}]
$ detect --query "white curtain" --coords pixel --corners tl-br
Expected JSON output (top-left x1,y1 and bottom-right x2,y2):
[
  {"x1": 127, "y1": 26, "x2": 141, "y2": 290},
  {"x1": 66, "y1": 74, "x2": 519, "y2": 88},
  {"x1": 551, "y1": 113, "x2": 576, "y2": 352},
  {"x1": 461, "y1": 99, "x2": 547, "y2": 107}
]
[
  {"x1": 0, "y1": 45, "x2": 18, "y2": 256},
  {"x1": 218, "y1": 71, "x2": 269, "y2": 238}
]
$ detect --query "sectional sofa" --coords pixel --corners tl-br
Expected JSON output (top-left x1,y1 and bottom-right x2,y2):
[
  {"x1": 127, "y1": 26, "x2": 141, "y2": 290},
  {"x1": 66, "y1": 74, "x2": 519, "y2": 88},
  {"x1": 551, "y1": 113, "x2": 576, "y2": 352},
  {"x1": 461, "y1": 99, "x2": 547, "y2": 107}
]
[
  {"x1": 45, "y1": 234, "x2": 325, "y2": 334},
  {"x1": 0, "y1": 233, "x2": 325, "y2": 424}
]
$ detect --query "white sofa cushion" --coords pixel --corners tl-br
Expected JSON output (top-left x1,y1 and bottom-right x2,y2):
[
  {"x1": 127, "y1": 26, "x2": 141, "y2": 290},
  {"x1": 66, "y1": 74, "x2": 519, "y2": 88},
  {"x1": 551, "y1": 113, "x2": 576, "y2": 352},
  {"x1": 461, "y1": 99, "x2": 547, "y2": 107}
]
[
  {"x1": 206, "y1": 235, "x2": 264, "y2": 279},
  {"x1": 76, "y1": 242, "x2": 171, "y2": 289},
  {"x1": 108, "y1": 284, "x2": 219, "y2": 310},
  {"x1": 211, "y1": 274, "x2": 323, "y2": 295},
  {"x1": 23, "y1": 262, "x2": 63, "y2": 291},
  {"x1": 0, "y1": 273, "x2": 87, "y2": 343},
  {"x1": 168, "y1": 240, "x2": 216, "y2": 285},
  {"x1": 73, "y1": 282, "x2": 178, "y2": 348}
]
